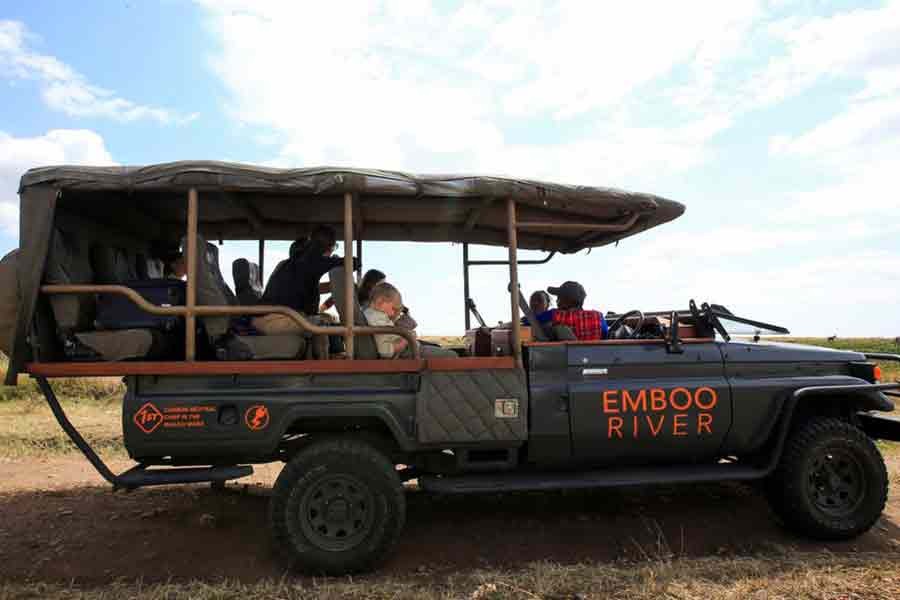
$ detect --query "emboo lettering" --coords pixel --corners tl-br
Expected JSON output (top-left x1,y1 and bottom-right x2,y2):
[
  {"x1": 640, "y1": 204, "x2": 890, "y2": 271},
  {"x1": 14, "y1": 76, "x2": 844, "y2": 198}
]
[{"x1": 602, "y1": 387, "x2": 718, "y2": 439}]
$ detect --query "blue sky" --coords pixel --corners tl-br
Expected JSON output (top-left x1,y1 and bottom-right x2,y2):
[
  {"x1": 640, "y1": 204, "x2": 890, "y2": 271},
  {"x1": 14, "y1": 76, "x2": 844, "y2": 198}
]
[{"x1": 1, "y1": 0, "x2": 899, "y2": 336}]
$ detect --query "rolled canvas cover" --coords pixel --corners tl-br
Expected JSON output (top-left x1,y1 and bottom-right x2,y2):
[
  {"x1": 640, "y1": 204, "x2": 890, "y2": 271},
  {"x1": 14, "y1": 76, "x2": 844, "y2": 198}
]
[
  {"x1": 6, "y1": 185, "x2": 57, "y2": 384},
  {"x1": 0, "y1": 249, "x2": 20, "y2": 356}
]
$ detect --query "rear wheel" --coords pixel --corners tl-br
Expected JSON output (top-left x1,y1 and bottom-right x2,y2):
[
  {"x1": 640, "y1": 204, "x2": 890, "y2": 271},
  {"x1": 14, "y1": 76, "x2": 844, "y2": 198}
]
[
  {"x1": 766, "y1": 417, "x2": 887, "y2": 540},
  {"x1": 269, "y1": 438, "x2": 406, "y2": 574}
]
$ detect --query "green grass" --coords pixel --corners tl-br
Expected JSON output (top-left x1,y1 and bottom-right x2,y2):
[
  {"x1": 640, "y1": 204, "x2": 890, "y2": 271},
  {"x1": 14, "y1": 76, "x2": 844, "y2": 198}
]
[{"x1": 2, "y1": 553, "x2": 899, "y2": 599}]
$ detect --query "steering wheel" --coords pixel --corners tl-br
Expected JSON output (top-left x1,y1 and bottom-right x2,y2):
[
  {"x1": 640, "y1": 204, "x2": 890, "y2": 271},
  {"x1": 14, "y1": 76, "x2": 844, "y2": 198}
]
[{"x1": 607, "y1": 310, "x2": 645, "y2": 340}]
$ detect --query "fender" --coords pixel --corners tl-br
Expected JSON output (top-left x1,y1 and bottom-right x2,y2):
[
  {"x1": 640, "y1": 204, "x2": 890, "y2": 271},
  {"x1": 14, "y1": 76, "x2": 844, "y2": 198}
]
[
  {"x1": 277, "y1": 402, "x2": 417, "y2": 452},
  {"x1": 760, "y1": 382, "x2": 900, "y2": 476}
]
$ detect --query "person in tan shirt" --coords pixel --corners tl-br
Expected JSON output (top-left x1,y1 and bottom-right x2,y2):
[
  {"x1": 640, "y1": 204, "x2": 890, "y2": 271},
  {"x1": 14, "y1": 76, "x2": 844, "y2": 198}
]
[{"x1": 363, "y1": 282, "x2": 408, "y2": 358}]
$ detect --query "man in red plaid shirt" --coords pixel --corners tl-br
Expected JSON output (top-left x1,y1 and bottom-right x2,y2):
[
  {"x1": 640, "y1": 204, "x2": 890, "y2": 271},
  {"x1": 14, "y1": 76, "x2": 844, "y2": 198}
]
[{"x1": 546, "y1": 281, "x2": 608, "y2": 341}]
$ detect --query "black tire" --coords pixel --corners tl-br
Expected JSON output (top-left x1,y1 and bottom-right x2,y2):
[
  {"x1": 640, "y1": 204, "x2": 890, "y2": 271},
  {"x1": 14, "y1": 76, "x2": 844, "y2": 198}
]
[
  {"x1": 766, "y1": 417, "x2": 888, "y2": 540},
  {"x1": 269, "y1": 438, "x2": 406, "y2": 575}
]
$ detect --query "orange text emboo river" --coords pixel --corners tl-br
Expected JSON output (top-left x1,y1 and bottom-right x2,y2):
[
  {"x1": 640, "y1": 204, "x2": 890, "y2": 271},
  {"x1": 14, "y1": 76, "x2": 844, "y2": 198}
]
[{"x1": 601, "y1": 387, "x2": 718, "y2": 439}]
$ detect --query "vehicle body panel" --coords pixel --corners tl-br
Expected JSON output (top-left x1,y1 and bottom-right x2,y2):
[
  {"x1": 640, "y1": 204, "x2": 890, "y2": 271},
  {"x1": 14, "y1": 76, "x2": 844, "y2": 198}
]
[
  {"x1": 565, "y1": 342, "x2": 731, "y2": 465},
  {"x1": 124, "y1": 373, "x2": 420, "y2": 460},
  {"x1": 720, "y1": 342, "x2": 884, "y2": 454}
]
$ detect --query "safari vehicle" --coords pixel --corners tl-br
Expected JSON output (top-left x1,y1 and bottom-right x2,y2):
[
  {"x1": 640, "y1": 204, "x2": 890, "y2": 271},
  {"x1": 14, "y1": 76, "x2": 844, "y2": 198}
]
[{"x1": 3, "y1": 162, "x2": 900, "y2": 575}]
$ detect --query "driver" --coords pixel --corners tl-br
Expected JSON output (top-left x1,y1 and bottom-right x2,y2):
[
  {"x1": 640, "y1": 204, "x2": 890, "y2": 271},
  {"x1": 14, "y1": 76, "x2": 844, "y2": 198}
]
[{"x1": 546, "y1": 281, "x2": 608, "y2": 341}]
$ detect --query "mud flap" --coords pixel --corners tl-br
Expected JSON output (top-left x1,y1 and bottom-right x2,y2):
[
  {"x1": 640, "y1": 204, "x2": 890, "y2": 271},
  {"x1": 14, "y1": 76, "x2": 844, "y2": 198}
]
[{"x1": 857, "y1": 411, "x2": 900, "y2": 442}]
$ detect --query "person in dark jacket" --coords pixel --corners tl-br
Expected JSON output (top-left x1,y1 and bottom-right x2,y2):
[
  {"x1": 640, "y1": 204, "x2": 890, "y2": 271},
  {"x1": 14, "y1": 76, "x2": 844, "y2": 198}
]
[{"x1": 252, "y1": 226, "x2": 350, "y2": 334}]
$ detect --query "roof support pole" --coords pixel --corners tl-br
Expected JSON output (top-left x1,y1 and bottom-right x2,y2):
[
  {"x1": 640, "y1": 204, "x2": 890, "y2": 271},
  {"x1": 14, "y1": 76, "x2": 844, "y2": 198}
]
[
  {"x1": 462, "y1": 242, "x2": 471, "y2": 330},
  {"x1": 506, "y1": 197, "x2": 521, "y2": 366},
  {"x1": 258, "y1": 239, "x2": 265, "y2": 286},
  {"x1": 343, "y1": 192, "x2": 355, "y2": 360},
  {"x1": 185, "y1": 188, "x2": 198, "y2": 361},
  {"x1": 355, "y1": 237, "x2": 362, "y2": 280}
]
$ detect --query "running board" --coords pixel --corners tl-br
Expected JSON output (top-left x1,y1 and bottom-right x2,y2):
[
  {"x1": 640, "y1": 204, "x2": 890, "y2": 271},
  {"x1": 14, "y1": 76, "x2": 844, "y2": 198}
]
[
  {"x1": 857, "y1": 411, "x2": 900, "y2": 442},
  {"x1": 419, "y1": 463, "x2": 767, "y2": 494},
  {"x1": 116, "y1": 465, "x2": 253, "y2": 490}
]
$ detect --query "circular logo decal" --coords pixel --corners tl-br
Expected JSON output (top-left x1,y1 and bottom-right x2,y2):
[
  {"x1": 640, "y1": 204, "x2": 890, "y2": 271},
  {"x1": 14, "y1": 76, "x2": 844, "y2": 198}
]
[{"x1": 244, "y1": 405, "x2": 270, "y2": 431}]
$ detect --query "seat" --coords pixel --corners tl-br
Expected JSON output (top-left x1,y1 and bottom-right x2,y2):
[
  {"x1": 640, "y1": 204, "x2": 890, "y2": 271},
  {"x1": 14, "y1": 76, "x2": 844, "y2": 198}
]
[
  {"x1": 192, "y1": 236, "x2": 306, "y2": 360},
  {"x1": 135, "y1": 252, "x2": 165, "y2": 279},
  {"x1": 90, "y1": 244, "x2": 137, "y2": 284},
  {"x1": 232, "y1": 258, "x2": 262, "y2": 305},
  {"x1": 44, "y1": 228, "x2": 165, "y2": 361},
  {"x1": 328, "y1": 266, "x2": 379, "y2": 359}
]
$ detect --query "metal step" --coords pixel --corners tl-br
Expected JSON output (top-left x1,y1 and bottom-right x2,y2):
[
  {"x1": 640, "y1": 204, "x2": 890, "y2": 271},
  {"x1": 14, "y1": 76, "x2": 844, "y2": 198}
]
[
  {"x1": 419, "y1": 463, "x2": 764, "y2": 494},
  {"x1": 858, "y1": 411, "x2": 900, "y2": 442},
  {"x1": 116, "y1": 465, "x2": 253, "y2": 490}
]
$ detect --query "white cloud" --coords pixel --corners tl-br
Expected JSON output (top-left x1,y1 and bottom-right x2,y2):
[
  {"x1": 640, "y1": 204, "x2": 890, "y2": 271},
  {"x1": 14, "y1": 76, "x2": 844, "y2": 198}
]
[
  {"x1": 754, "y1": 1, "x2": 900, "y2": 106},
  {"x1": 0, "y1": 129, "x2": 116, "y2": 238},
  {"x1": 192, "y1": 1, "x2": 900, "y2": 336},
  {"x1": 197, "y1": 1, "x2": 754, "y2": 183},
  {"x1": 0, "y1": 20, "x2": 196, "y2": 124}
]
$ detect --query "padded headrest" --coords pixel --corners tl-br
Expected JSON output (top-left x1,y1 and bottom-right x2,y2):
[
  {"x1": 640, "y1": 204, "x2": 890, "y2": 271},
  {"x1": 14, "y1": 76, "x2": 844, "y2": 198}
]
[
  {"x1": 328, "y1": 266, "x2": 379, "y2": 359},
  {"x1": 232, "y1": 258, "x2": 262, "y2": 294},
  {"x1": 135, "y1": 253, "x2": 165, "y2": 279},
  {"x1": 90, "y1": 244, "x2": 136, "y2": 284},
  {"x1": 44, "y1": 228, "x2": 94, "y2": 333},
  {"x1": 188, "y1": 236, "x2": 236, "y2": 339}
]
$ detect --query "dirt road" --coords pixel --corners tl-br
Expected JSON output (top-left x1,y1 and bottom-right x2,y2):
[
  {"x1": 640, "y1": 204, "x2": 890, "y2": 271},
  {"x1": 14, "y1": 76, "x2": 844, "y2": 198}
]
[{"x1": 1, "y1": 455, "x2": 898, "y2": 584}]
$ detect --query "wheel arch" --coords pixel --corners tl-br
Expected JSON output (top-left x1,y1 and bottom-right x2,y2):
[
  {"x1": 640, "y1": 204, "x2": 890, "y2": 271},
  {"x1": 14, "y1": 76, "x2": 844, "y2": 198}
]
[{"x1": 276, "y1": 404, "x2": 417, "y2": 459}]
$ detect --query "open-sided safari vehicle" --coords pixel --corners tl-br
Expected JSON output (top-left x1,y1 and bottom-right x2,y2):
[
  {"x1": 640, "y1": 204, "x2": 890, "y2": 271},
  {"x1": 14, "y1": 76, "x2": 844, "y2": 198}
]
[{"x1": 3, "y1": 162, "x2": 900, "y2": 574}]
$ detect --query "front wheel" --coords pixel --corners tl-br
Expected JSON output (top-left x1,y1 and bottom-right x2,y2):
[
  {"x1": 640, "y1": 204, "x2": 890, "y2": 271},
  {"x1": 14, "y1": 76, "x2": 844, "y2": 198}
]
[
  {"x1": 269, "y1": 438, "x2": 406, "y2": 574},
  {"x1": 766, "y1": 417, "x2": 888, "y2": 540}
]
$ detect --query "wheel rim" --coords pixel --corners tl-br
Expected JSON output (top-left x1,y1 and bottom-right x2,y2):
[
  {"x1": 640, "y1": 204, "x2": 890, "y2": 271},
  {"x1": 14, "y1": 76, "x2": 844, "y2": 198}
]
[
  {"x1": 299, "y1": 474, "x2": 375, "y2": 552},
  {"x1": 807, "y1": 447, "x2": 866, "y2": 517}
]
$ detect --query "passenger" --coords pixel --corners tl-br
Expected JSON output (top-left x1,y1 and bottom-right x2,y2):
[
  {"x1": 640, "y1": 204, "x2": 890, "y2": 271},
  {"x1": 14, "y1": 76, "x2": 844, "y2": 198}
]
[
  {"x1": 522, "y1": 290, "x2": 552, "y2": 325},
  {"x1": 358, "y1": 268, "x2": 386, "y2": 307},
  {"x1": 546, "y1": 281, "x2": 608, "y2": 341},
  {"x1": 358, "y1": 269, "x2": 418, "y2": 331},
  {"x1": 364, "y1": 282, "x2": 409, "y2": 358},
  {"x1": 253, "y1": 226, "x2": 349, "y2": 335},
  {"x1": 318, "y1": 267, "x2": 385, "y2": 313},
  {"x1": 364, "y1": 282, "x2": 452, "y2": 358},
  {"x1": 268, "y1": 237, "x2": 308, "y2": 283},
  {"x1": 164, "y1": 251, "x2": 187, "y2": 280}
]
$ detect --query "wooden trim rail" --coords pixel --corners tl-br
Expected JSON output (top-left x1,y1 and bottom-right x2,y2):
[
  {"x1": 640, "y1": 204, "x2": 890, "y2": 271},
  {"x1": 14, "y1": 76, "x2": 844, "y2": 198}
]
[{"x1": 25, "y1": 356, "x2": 516, "y2": 377}]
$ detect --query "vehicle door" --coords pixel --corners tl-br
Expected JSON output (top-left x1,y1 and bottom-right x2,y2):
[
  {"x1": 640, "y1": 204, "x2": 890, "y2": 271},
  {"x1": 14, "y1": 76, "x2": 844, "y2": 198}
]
[{"x1": 567, "y1": 341, "x2": 731, "y2": 465}]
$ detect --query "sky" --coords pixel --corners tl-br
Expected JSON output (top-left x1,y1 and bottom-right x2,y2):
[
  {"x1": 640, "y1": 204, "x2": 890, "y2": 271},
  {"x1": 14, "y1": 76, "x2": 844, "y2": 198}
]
[{"x1": 1, "y1": 0, "x2": 899, "y2": 336}]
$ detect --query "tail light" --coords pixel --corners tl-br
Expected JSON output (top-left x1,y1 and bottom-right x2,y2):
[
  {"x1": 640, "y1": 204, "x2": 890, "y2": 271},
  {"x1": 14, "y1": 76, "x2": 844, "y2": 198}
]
[{"x1": 874, "y1": 365, "x2": 883, "y2": 383}]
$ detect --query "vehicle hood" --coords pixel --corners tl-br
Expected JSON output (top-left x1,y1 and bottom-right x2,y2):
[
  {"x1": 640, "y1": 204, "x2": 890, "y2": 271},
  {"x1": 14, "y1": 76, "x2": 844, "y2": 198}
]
[{"x1": 722, "y1": 341, "x2": 865, "y2": 365}]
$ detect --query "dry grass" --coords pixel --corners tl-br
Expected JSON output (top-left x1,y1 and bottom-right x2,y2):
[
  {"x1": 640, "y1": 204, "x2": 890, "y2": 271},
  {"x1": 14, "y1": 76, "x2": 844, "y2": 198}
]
[
  {"x1": 0, "y1": 355, "x2": 124, "y2": 458},
  {"x1": 2, "y1": 553, "x2": 899, "y2": 599}
]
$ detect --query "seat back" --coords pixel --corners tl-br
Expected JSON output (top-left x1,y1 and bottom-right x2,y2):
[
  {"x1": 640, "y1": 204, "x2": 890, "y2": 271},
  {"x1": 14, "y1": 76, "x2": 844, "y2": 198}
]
[
  {"x1": 90, "y1": 244, "x2": 137, "y2": 284},
  {"x1": 328, "y1": 266, "x2": 379, "y2": 359},
  {"x1": 135, "y1": 253, "x2": 165, "y2": 279},
  {"x1": 232, "y1": 258, "x2": 262, "y2": 305},
  {"x1": 190, "y1": 236, "x2": 237, "y2": 340},
  {"x1": 44, "y1": 228, "x2": 95, "y2": 335}
]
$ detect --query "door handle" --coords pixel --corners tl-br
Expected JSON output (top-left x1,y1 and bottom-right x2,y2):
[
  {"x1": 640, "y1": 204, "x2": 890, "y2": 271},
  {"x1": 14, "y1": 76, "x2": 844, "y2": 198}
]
[{"x1": 582, "y1": 368, "x2": 608, "y2": 376}]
